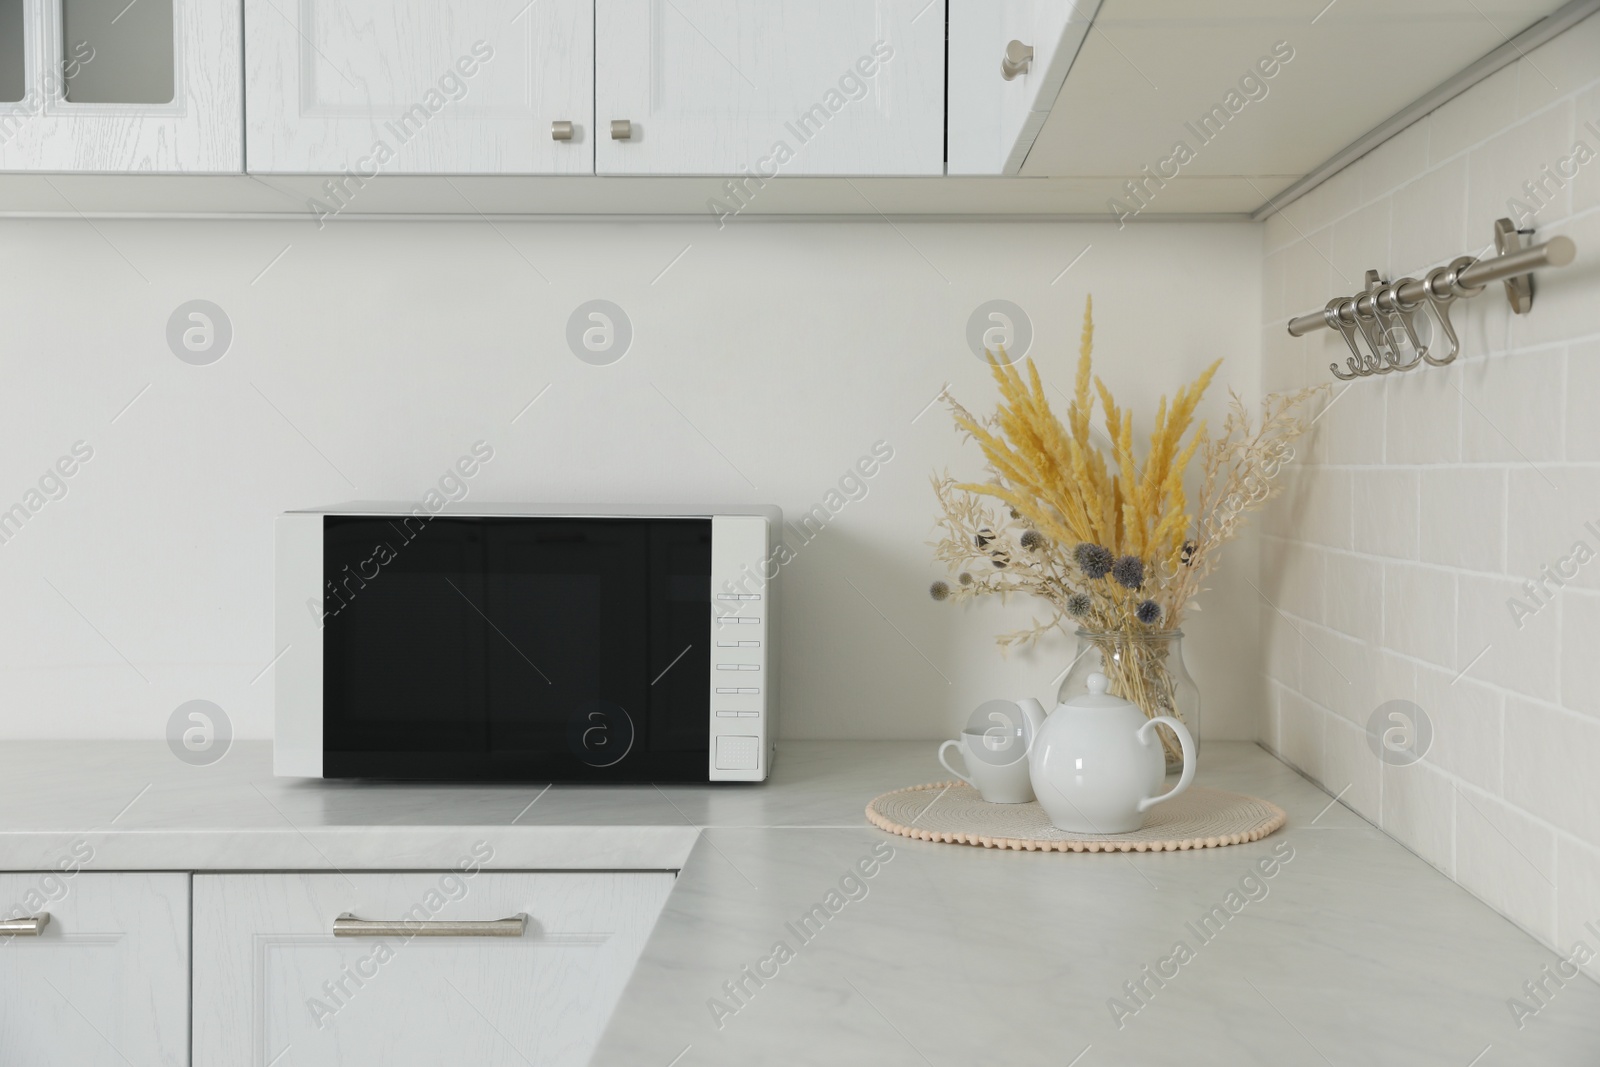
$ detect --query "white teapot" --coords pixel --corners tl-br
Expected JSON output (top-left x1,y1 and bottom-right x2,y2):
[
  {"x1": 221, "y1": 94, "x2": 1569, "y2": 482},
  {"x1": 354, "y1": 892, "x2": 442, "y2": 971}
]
[{"x1": 1022, "y1": 672, "x2": 1196, "y2": 834}]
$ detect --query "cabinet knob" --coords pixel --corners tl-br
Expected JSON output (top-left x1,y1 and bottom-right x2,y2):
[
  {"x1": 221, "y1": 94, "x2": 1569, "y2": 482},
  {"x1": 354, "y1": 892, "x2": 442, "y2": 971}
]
[
  {"x1": 611, "y1": 119, "x2": 633, "y2": 140},
  {"x1": 552, "y1": 120, "x2": 574, "y2": 141},
  {"x1": 1001, "y1": 40, "x2": 1034, "y2": 80}
]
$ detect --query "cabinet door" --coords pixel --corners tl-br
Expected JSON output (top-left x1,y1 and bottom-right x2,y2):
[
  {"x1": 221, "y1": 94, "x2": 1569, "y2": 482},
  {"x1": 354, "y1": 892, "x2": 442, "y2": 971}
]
[
  {"x1": 193, "y1": 870, "x2": 675, "y2": 1067},
  {"x1": 594, "y1": 0, "x2": 944, "y2": 176},
  {"x1": 0, "y1": 0, "x2": 241, "y2": 172},
  {"x1": 0, "y1": 872, "x2": 190, "y2": 1066},
  {"x1": 947, "y1": 0, "x2": 1099, "y2": 175},
  {"x1": 244, "y1": 0, "x2": 594, "y2": 175}
]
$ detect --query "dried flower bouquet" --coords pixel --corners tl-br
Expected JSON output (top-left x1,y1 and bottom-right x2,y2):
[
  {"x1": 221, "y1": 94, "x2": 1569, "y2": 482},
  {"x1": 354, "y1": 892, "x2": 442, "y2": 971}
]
[{"x1": 931, "y1": 295, "x2": 1324, "y2": 755}]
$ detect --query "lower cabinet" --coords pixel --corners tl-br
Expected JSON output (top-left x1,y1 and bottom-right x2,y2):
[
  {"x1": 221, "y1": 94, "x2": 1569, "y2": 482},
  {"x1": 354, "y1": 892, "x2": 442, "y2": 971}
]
[
  {"x1": 0, "y1": 872, "x2": 190, "y2": 1067},
  {"x1": 193, "y1": 870, "x2": 675, "y2": 1067}
]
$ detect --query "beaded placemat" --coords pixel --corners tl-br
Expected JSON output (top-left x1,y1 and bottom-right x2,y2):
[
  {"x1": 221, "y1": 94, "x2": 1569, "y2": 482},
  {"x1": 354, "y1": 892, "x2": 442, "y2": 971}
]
[{"x1": 866, "y1": 781, "x2": 1287, "y2": 853}]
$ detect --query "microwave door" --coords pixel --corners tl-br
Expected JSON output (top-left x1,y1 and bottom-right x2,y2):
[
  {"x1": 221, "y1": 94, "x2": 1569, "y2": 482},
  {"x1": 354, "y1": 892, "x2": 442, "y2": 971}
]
[
  {"x1": 321, "y1": 517, "x2": 491, "y2": 771},
  {"x1": 484, "y1": 519, "x2": 651, "y2": 777}
]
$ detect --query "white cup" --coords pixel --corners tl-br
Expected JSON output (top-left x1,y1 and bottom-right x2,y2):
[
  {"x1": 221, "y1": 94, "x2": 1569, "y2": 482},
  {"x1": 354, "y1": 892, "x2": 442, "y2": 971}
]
[{"x1": 938, "y1": 728, "x2": 1035, "y2": 804}]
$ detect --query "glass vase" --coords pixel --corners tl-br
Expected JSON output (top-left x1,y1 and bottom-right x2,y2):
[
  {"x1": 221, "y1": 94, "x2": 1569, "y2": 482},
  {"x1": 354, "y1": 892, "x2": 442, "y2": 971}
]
[{"x1": 1058, "y1": 629, "x2": 1200, "y2": 775}]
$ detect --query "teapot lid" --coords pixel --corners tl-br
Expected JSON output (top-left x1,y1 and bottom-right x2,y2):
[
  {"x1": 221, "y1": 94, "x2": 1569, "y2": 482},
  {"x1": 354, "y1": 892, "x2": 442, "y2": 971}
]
[{"x1": 1064, "y1": 673, "x2": 1136, "y2": 710}]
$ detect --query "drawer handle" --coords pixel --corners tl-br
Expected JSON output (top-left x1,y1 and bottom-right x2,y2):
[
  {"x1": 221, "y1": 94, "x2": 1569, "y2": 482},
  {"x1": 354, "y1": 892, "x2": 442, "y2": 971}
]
[
  {"x1": 611, "y1": 119, "x2": 633, "y2": 140},
  {"x1": 0, "y1": 914, "x2": 49, "y2": 936},
  {"x1": 332, "y1": 912, "x2": 527, "y2": 938},
  {"x1": 552, "y1": 120, "x2": 574, "y2": 141}
]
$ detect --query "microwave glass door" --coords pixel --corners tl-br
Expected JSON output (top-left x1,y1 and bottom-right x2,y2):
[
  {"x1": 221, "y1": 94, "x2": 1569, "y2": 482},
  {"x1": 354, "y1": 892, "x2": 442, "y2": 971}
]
[{"x1": 320, "y1": 516, "x2": 712, "y2": 780}]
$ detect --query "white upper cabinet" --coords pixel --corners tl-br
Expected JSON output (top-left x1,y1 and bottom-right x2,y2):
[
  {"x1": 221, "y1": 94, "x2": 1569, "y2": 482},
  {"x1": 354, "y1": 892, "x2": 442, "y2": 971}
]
[
  {"x1": 947, "y1": 0, "x2": 1099, "y2": 175},
  {"x1": 244, "y1": 0, "x2": 595, "y2": 175},
  {"x1": 594, "y1": 0, "x2": 945, "y2": 176},
  {"x1": 0, "y1": 0, "x2": 241, "y2": 172}
]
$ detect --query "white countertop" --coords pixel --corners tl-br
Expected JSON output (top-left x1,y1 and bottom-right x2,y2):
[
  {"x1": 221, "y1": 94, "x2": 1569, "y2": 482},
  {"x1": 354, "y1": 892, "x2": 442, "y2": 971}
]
[{"x1": 1, "y1": 740, "x2": 1595, "y2": 1065}]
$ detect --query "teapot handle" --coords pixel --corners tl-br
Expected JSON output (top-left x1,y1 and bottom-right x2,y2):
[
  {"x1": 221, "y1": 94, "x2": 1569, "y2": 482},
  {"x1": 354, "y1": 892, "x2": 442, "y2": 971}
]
[{"x1": 1135, "y1": 716, "x2": 1196, "y2": 813}]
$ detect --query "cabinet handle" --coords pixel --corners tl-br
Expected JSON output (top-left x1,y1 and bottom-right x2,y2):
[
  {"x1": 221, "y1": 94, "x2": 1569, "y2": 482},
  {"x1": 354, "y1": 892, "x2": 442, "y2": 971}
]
[
  {"x1": 610, "y1": 119, "x2": 633, "y2": 140},
  {"x1": 0, "y1": 914, "x2": 49, "y2": 936},
  {"x1": 1001, "y1": 40, "x2": 1034, "y2": 80},
  {"x1": 552, "y1": 120, "x2": 574, "y2": 141},
  {"x1": 332, "y1": 912, "x2": 527, "y2": 938}
]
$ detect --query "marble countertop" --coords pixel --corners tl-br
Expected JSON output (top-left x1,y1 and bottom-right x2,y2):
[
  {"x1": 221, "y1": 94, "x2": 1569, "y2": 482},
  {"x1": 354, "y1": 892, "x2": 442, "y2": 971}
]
[{"x1": 1, "y1": 739, "x2": 1596, "y2": 1065}]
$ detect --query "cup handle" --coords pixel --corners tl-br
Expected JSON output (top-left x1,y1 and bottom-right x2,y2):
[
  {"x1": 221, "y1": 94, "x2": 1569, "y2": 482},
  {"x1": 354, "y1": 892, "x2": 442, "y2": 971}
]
[
  {"x1": 1136, "y1": 716, "x2": 1196, "y2": 812},
  {"x1": 938, "y1": 739, "x2": 974, "y2": 786}
]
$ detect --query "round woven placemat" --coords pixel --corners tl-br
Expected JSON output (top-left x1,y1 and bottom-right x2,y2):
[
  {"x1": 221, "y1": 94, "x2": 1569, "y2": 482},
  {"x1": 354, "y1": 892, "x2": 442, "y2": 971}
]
[{"x1": 866, "y1": 781, "x2": 1287, "y2": 853}]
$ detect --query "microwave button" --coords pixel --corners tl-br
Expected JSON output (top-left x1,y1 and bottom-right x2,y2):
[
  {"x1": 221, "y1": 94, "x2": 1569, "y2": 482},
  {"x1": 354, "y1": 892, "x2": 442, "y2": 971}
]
[
  {"x1": 737, "y1": 710, "x2": 759, "y2": 717},
  {"x1": 735, "y1": 687, "x2": 759, "y2": 694},
  {"x1": 716, "y1": 664, "x2": 758, "y2": 671},
  {"x1": 715, "y1": 735, "x2": 760, "y2": 771},
  {"x1": 716, "y1": 710, "x2": 741, "y2": 717},
  {"x1": 716, "y1": 594, "x2": 761, "y2": 601},
  {"x1": 717, "y1": 639, "x2": 760, "y2": 647},
  {"x1": 718, "y1": 616, "x2": 759, "y2": 625}
]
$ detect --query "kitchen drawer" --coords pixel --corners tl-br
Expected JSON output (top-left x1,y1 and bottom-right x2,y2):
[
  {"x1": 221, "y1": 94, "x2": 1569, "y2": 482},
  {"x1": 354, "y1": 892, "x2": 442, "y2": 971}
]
[
  {"x1": 0, "y1": 871, "x2": 190, "y2": 1067},
  {"x1": 193, "y1": 868, "x2": 675, "y2": 1067}
]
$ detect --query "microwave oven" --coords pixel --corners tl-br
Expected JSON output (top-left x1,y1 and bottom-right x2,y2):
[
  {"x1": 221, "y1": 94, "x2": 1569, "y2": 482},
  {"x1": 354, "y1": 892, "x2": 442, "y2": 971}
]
[{"x1": 274, "y1": 503, "x2": 779, "y2": 782}]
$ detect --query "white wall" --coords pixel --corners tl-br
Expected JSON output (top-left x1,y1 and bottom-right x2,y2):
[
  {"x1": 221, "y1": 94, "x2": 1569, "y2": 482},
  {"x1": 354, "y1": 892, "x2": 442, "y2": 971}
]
[
  {"x1": 1260, "y1": 14, "x2": 1600, "y2": 973},
  {"x1": 0, "y1": 217, "x2": 1260, "y2": 744}
]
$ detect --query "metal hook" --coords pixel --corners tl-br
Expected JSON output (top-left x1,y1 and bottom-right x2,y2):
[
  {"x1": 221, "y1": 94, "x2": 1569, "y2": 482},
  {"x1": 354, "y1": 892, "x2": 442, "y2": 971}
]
[
  {"x1": 1375, "y1": 279, "x2": 1426, "y2": 371},
  {"x1": 1325, "y1": 298, "x2": 1365, "y2": 380},
  {"x1": 1420, "y1": 255, "x2": 1476, "y2": 366},
  {"x1": 1351, "y1": 275, "x2": 1396, "y2": 374}
]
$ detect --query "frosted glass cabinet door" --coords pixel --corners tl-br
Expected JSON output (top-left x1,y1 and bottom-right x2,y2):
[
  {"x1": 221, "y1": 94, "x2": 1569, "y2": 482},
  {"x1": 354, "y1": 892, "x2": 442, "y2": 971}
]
[
  {"x1": 594, "y1": 0, "x2": 945, "y2": 176},
  {"x1": 192, "y1": 871, "x2": 675, "y2": 1067},
  {"x1": 0, "y1": 872, "x2": 190, "y2": 1067},
  {"x1": 0, "y1": 0, "x2": 241, "y2": 171},
  {"x1": 244, "y1": 0, "x2": 595, "y2": 174}
]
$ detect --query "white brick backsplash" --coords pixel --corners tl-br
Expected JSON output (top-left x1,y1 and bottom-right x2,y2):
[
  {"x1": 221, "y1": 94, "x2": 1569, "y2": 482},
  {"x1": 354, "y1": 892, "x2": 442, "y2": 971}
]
[
  {"x1": 1325, "y1": 550, "x2": 1382, "y2": 639},
  {"x1": 1383, "y1": 563, "x2": 1456, "y2": 668},
  {"x1": 1466, "y1": 101, "x2": 1574, "y2": 228},
  {"x1": 1454, "y1": 786, "x2": 1557, "y2": 944},
  {"x1": 1420, "y1": 468, "x2": 1505, "y2": 571},
  {"x1": 1314, "y1": 385, "x2": 1384, "y2": 466},
  {"x1": 1567, "y1": 341, "x2": 1600, "y2": 461},
  {"x1": 1560, "y1": 591, "x2": 1600, "y2": 718},
  {"x1": 1506, "y1": 466, "x2": 1600, "y2": 593},
  {"x1": 1457, "y1": 572, "x2": 1560, "y2": 701},
  {"x1": 1281, "y1": 226, "x2": 1334, "y2": 324},
  {"x1": 1354, "y1": 469, "x2": 1420, "y2": 558},
  {"x1": 1359, "y1": 122, "x2": 1430, "y2": 205},
  {"x1": 1516, "y1": 14, "x2": 1600, "y2": 118},
  {"x1": 1383, "y1": 365, "x2": 1461, "y2": 465},
  {"x1": 1505, "y1": 696, "x2": 1600, "y2": 847},
  {"x1": 1280, "y1": 689, "x2": 1323, "y2": 780},
  {"x1": 1414, "y1": 663, "x2": 1502, "y2": 793},
  {"x1": 1328, "y1": 199, "x2": 1391, "y2": 290},
  {"x1": 1555, "y1": 838, "x2": 1600, "y2": 981},
  {"x1": 1390, "y1": 158, "x2": 1468, "y2": 275},
  {"x1": 1570, "y1": 84, "x2": 1600, "y2": 214},
  {"x1": 1458, "y1": 347, "x2": 1566, "y2": 463},
  {"x1": 1260, "y1": 12, "x2": 1600, "y2": 967},
  {"x1": 1261, "y1": 603, "x2": 1300, "y2": 690},
  {"x1": 1382, "y1": 758, "x2": 1456, "y2": 876},
  {"x1": 1305, "y1": 468, "x2": 1353, "y2": 549},
  {"x1": 1429, "y1": 63, "x2": 1520, "y2": 165},
  {"x1": 1324, "y1": 715, "x2": 1382, "y2": 823}
]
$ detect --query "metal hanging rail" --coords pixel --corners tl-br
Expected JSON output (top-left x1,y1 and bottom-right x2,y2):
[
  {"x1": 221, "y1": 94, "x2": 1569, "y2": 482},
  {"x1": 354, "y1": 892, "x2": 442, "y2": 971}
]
[{"x1": 1285, "y1": 218, "x2": 1577, "y2": 381}]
